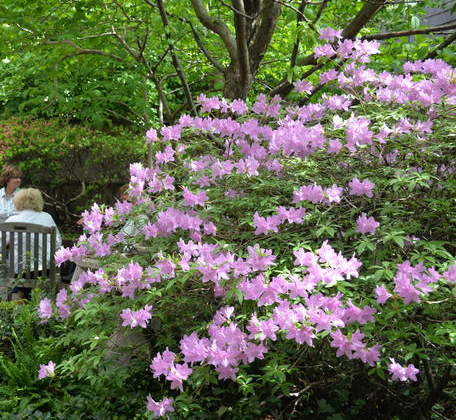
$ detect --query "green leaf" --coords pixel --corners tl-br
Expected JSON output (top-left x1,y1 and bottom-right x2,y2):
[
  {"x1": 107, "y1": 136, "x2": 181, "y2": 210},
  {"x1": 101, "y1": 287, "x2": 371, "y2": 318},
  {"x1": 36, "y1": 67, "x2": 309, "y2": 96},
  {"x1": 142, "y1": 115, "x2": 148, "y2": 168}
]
[
  {"x1": 393, "y1": 236, "x2": 404, "y2": 248},
  {"x1": 234, "y1": 288, "x2": 244, "y2": 303},
  {"x1": 410, "y1": 15, "x2": 420, "y2": 30}
]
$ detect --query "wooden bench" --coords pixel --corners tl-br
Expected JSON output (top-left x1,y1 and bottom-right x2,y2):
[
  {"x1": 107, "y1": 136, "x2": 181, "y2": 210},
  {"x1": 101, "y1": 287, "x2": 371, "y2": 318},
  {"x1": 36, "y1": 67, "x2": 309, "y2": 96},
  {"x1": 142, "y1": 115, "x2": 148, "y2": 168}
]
[{"x1": 0, "y1": 222, "x2": 57, "y2": 300}]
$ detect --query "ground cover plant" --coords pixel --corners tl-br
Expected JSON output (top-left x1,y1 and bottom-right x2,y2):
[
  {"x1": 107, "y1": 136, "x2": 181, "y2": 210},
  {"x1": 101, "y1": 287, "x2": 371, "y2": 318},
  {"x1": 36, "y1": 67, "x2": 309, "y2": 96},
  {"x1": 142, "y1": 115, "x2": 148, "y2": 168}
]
[{"x1": 1, "y1": 29, "x2": 456, "y2": 419}]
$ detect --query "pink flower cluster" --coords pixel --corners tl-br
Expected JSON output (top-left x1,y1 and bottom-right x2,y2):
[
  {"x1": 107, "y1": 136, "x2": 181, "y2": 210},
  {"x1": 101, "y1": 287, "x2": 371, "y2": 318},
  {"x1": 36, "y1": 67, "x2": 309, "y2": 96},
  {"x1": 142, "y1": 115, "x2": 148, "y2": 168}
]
[
  {"x1": 252, "y1": 206, "x2": 305, "y2": 235},
  {"x1": 150, "y1": 348, "x2": 193, "y2": 392},
  {"x1": 293, "y1": 183, "x2": 343, "y2": 205},
  {"x1": 348, "y1": 177, "x2": 375, "y2": 197},
  {"x1": 388, "y1": 358, "x2": 419, "y2": 381},
  {"x1": 443, "y1": 262, "x2": 456, "y2": 283},
  {"x1": 393, "y1": 261, "x2": 440, "y2": 305},
  {"x1": 356, "y1": 213, "x2": 379, "y2": 235},
  {"x1": 38, "y1": 298, "x2": 52, "y2": 323},
  {"x1": 146, "y1": 396, "x2": 174, "y2": 417},
  {"x1": 38, "y1": 361, "x2": 55, "y2": 379},
  {"x1": 43, "y1": 33, "x2": 456, "y2": 418},
  {"x1": 120, "y1": 304, "x2": 153, "y2": 328}
]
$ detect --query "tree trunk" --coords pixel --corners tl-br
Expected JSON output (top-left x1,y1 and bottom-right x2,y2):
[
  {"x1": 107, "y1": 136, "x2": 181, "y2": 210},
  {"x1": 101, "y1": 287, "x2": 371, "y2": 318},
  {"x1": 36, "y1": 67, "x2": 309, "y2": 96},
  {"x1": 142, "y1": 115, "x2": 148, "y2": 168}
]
[{"x1": 223, "y1": 64, "x2": 254, "y2": 100}]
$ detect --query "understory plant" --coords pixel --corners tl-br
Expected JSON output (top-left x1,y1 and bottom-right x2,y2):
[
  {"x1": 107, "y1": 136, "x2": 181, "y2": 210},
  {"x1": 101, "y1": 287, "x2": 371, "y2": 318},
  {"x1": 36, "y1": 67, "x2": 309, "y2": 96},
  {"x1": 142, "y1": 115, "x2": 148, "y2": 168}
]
[{"x1": 2, "y1": 28, "x2": 456, "y2": 419}]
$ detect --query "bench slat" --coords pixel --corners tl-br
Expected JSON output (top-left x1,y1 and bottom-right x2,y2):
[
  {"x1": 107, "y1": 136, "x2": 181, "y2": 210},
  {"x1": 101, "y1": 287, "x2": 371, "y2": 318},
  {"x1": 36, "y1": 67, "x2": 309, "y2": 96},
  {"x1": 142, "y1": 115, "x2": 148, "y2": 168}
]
[{"x1": 0, "y1": 222, "x2": 58, "y2": 300}]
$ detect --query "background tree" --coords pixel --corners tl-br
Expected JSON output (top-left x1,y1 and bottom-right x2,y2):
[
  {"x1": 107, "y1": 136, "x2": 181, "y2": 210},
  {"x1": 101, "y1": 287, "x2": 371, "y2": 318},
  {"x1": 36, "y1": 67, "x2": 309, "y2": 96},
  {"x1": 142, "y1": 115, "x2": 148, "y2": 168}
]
[{"x1": 0, "y1": 0, "x2": 455, "y2": 127}]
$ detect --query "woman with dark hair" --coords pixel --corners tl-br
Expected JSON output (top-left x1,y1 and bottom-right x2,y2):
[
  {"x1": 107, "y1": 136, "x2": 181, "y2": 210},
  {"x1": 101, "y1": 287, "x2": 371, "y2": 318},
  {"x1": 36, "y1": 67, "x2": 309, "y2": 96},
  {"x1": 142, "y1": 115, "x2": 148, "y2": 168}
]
[{"x1": 0, "y1": 165, "x2": 23, "y2": 222}]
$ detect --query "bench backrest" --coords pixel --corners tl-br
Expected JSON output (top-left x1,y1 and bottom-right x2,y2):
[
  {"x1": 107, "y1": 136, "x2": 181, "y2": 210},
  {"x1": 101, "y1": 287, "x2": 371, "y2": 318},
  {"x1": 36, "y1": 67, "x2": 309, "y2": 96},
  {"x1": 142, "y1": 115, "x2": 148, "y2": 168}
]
[{"x1": 0, "y1": 222, "x2": 57, "y2": 282}]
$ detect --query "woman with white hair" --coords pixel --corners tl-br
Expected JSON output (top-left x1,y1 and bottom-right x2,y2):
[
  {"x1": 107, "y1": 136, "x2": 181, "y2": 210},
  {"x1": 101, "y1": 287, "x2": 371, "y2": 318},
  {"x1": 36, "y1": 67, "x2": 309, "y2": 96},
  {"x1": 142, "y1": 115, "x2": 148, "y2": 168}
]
[{"x1": 4, "y1": 188, "x2": 62, "y2": 300}]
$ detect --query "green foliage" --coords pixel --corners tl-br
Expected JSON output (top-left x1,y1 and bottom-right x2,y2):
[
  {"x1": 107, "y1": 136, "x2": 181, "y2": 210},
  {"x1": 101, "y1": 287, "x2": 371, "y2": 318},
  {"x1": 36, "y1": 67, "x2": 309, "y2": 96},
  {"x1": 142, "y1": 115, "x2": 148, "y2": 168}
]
[
  {"x1": 0, "y1": 0, "x2": 453, "y2": 127},
  {"x1": 20, "y1": 83, "x2": 453, "y2": 419},
  {"x1": 0, "y1": 292, "x2": 153, "y2": 419},
  {"x1": 0, "y1": 117, "x2": 146, "y2": 222},
  {"x1": 0, "y1": 2, "x2": 455, "y2": 419}
]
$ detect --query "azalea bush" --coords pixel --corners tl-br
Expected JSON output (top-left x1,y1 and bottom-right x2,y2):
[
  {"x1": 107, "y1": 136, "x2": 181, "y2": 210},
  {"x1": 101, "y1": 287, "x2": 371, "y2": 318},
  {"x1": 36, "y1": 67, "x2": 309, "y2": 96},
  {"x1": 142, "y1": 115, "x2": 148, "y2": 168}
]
[{"x1": 2, "y1": 29, "x2": 456, "y2": 419}]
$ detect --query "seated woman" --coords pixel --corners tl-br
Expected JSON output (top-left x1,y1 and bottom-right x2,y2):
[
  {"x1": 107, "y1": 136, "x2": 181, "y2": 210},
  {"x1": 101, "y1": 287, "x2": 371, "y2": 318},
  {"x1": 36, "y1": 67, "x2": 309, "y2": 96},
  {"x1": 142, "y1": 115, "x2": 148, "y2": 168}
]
[
  {"x1": 0, "y1": 165, "x2": 23, "y2": 222},
  {"x1": 3, "y1": 188, "x2": 62, "y2": 300}
]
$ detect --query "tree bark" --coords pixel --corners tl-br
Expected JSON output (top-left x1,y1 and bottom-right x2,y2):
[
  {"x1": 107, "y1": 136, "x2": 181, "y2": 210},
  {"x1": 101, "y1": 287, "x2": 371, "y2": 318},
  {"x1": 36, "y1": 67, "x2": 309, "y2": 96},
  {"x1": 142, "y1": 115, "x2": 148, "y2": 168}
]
[{"x1": 191, "y1": 0, "x2": 281, "y2": 100}]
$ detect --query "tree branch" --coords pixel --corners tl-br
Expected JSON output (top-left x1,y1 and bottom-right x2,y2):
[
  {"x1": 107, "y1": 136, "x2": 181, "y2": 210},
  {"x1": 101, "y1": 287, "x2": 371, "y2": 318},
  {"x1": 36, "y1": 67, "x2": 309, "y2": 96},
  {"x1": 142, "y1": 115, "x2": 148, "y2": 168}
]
[
  {"x1": 249, "y1": 0, "x2": 283, "y2": 74},
  {"x1": 44, "y1": 40, "x2": 123, "y2": 61},
  {"x1": 190, "y1": 0, "x2": 238, "y2": 63},
  {"x1": 187, "y1": 20, "x2": 226, "y2": 74},
  {"x1": 106, "y1": 108, "x2": 141, "y2": 126},
  {"x1": 426, "y1": 30, "x2": 456, "y2": 60},
  {"x1": 362, "y1": 22, "x2": 456, "y2": 41},
  {"x1": 272, "y1": 0, "x2": 388, "y2": 97},
  {"x1": 152, "y1": 73, "x2": 173, "y2": 124},
  {"x1": 312, "y1": 0, "x2": 331, "y2": 25},
  {"x1": 216, "y1": 0, "x2": 257, "y2": 20},
  {"x1": 156, "y1": 0, "x2": 197, "y2": 116},
  {"x1": 290, "y1": 1, "x2": 310, "y2": 69},
  {"x1": 232, "y1": 0, "x2": 250, "y2": 84},
  {"x1": 341, "y1": 0, "x2": 387, "y2": 40},
  {"x1": 140, "y1": 75, "x2": 151, "y2": 125}
]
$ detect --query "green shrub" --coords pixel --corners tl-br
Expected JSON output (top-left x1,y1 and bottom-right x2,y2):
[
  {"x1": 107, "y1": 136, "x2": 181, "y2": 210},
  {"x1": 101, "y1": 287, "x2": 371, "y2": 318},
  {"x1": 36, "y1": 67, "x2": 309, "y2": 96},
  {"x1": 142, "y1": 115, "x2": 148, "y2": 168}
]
[{"x1": 0, "y1": 117, "x2": 146, "y2": 227}]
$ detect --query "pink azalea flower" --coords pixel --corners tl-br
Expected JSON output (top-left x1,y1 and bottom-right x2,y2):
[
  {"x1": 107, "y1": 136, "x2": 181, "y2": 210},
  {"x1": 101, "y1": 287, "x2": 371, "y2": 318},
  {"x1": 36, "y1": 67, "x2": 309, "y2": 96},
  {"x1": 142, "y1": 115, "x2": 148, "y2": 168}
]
[
  {"x1": 180, "y1": 332, "x2": 210, "y2": 365},
  {"x1": 145, "y1": 128, "x2": 157, "y2": 144},
  {"x1": 349, "y1": 177, "x2": 375, "y2": 197},
  {"x1": 324, "y1": 184, "x2": 343, "y2": 203},
  {"x1": 293, "y1": 79, "x2": 313, "y2": 94},
  {"x1": 356, "y1": 213, "x2": 379, "y2": 235},
  {"x1": 375, "y1": 284, "x2": 392, "y2": 305},
  {"x1": 314, "y1": 44, "x2": 336, "y2": 59},
  {"x1": 56, "y1": 289, "x2": 71, "y2": 320},
  {"x1": 38, "y1": 361, "x2": 55, "y2": 379},
  {"x1": 38, "y1": 298, "x2": 52, "y2": 323},
  {"x1": 327, "y1": 139, "x2": 343, "y2": 154},
  {"x1": 231, "y1": 99, "x2": 248, "y2": 115},
  {"x1": 121, "y1": 305, "x2": 153, "y2": 328},
  {"x1": 319, "y1": 27, "x2": 343, "y2": 42},
  {"x1": 146, "y1": 396, "x2": 174, "y2": 417},
  {"x1": 160, "y1": 125, "x2": 181, "y2": 141},
  {"x1": 443, "y1": 262, "x2": 456, "y2": 283},
  {"x1": 388, "y1": 358, "x2": 419, "y2": 381}
]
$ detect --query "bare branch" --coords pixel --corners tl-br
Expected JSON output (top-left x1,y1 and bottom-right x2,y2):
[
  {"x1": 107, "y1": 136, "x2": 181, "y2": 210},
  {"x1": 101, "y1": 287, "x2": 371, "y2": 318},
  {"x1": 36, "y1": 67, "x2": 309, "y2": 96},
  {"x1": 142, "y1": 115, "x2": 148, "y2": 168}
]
[
  {"x1": 76, "y1": 32, "x2": 116, "y2": 40},
  {"x1": 117, "y1": 100, "x2": 147, "y2": 123},
  {"x1": 105, "y1": 9, "x2": 141, "y2": 61},
  {"x1": 312, "y1": 0, "x2": 331, "y2": 25},
  {"x1": 64, "y1": 181, "x2": 86, "y2": 205},
  {"x1": 273, "y1": 0, "x2": 311, "y2": 23},
  {"x1": 13, "y1": 24, "x2": 34, "y2": 34},
  {"x1": 156, "y1": 0, "x2": 197, "y2": 116},
  {"x1": 290, "y1": 1, "x2": 311, "y2": 69},
  {"x1": 426, "y1": 31, "x2": 456, "y2": 60},
  {"x1": 190, "y1": 0, "x2": 238, "y2": 63},
  {"x1": 106, "y1": 108, "x2": 142, "y2": 126},
  {"x1": 44, "y1": 40, "x2": 124, "y2": 61},
  {"x1": 216, "y1": 0, "x2": 257, "y2": 20},
  {"x1": 151, "y1": 73, "x2": 173, "y2": 124},
  {"x1": 362, "y1": 22, "x2": 456, "y2": 41},
  {"x1": 341, "y1": 0, "x2": 387, "y2": 39},
  {"x1": 140, "y1": 75, "x2": 151, "y2": 125},
  {"x1": 187, "y1": 19, "x2": 226, "y2": 73}
]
